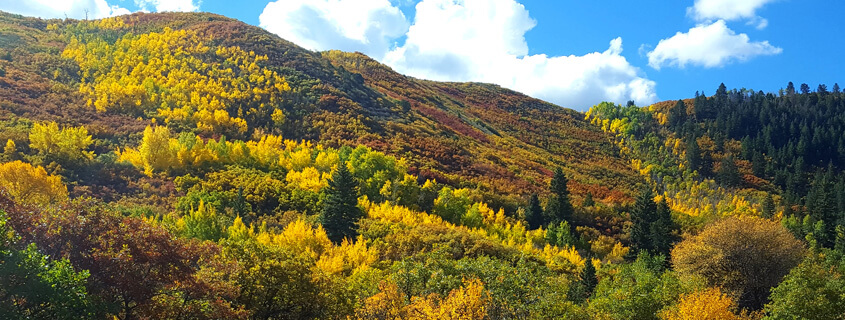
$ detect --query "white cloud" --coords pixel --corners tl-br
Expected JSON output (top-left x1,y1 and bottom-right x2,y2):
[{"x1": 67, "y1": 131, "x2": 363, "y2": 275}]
[
  {"x1": 687, "y1": 0, "x2": 776, "y2": 29},
  {"x1": 384, "y1": 0, "x2": 656, "y2": 108},
  {"x1": 647, "y1": 20, "x2": 781, "y2": 70},
  {"x1": 134, "y1": 0, "x2": 200, "y2": 12},
  {"x1": 258, "y1": 0, "x2": 409, "y2": 60},
  {"x1": 260, "y1": 0, "x2": 656, "y2": 109},
  {"x1": 0, "y1": 0, "x2": 130, "y2": 19}
]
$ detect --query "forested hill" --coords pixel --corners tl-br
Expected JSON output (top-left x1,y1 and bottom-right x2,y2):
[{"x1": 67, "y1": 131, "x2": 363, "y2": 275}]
[
  {"x1": 0, "y1": 10, "x2": 639, "y2": 209},
  {"x1": 3, "y1": 9, "x2": 844, "y2": 320}
]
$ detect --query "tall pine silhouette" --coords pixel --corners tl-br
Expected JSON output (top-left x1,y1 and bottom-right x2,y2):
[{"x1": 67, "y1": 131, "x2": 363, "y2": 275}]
[
  {"x1": 545, "y1": 167, "x2": 574, "y2": 224},
  {"x1": 629, "y1": 187, "x2": 657, "y2": 254},
  {"x1": 525, "y1": 193, "x2": 544, "y2": 230},
  {"x1": 321, "y1": 161, "x2": 363, "y2": 244}
]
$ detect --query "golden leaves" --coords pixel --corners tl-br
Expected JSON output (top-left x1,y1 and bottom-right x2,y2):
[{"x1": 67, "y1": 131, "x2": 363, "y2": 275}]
[{"x1": 0, "y1": 161, "x2": 67, "y2": 206}]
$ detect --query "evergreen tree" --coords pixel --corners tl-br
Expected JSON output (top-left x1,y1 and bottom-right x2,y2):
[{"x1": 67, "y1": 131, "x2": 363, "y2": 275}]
[
  {"x1": 320, "y1": 162, "x2": 362, "y2": 244},
  {"x1": 650, "y1": 198, "x2": 677, "y2": 257},
  {"x1": 685, "y1": 137, "x2": 701, "y2": 173},
  {"x1": 580, "y1": 259, "x2": 597, "y2": 297},
  {"x1": 545, "y1": 167, "x2": 574, "y2": 224},
  {"x1": 668, "y1": 99, "x2": 686, "y2": 128},
  {"x1": 629, "y1": 187, "x2": 657, "y2": 254},
  {"x1": 761, "y1": 193, "x2": 776, "y2": 219},
  {"x1": 716, "y1": 155, "x2": 741, "y2": 186},
  {"x1": 569, "y1": 257, "x2": 598, "y2": 303},
  {"x1": 525, "y1": 193, "x2": 544, "y2": 230}
]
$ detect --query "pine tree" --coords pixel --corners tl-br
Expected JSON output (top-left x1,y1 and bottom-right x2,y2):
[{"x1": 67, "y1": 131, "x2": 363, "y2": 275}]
[
  {"x1": 525, "y1": 193, "x2": 544, "y2": 229},
  {"x1": 569, "y1": 257, "x2": 598, "y2": 303},
  {"x1": 580, "y1": 259, "x2": 597, "y2": 297},
  {"x1": 761, "y1": 193, "x2": 776, "y2": 219},
  {"x1": 685, "y1": 137, "x2": 701, "y2": 173},
  {"x1": 545, "y1": 167, "x2": 574, "y2": 224},
  {"x1": 321, "y1": 162, "x2": 362, "y2": 244},
  {"x1": 668, "y1": 100, "x2": 686, "y2": 128},
  {"x1": 629, "y1": 187, "x2": 657, "y2": 254},
  {"x1": 650, "y1": 198, "x2": 677, "y2": 257},
  {"x1": 717, "y1": 155, "x2": 741, "y2": 186}
]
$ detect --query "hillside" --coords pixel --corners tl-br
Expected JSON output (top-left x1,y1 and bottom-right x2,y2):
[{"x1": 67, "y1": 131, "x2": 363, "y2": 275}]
[
  {"x1": 0, "y1": 11, "x2": 639, "y2": 209},
  {"x1": 0, "y1": 10, "x2": 841, "y2": 320}
]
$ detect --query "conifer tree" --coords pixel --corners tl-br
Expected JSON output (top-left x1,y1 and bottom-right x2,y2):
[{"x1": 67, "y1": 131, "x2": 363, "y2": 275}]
[
  {"x1": 580, "y1": 259, "x2": 597, "y2": 297},
  {"x1": 545, "y1": 167, "x2": 574, "y2": 224},
  {"x1": 685, "y1": 138, "x2": 701, "y2": 173},
  {"x1": 651, "y1": 198, "x2": 677, "y2": 257},
  {"x1": 668, "y1": 99, "x2": 686, "y2": 128},
  {"x1": 629, "y1": 187, "x2": 657, "y2": 254},
  {"x1": 525, "y1": 193, "x2": 544, "y2": 230},
  {"x1": 717, "y1": 155, "x2": 741, "y2": 186},
  {"x1": 761, "y1": 193, "x2": 776, "y2": 219},
  {"x1": 320, "y1": 162, "x2": 362, "y2": 244}
]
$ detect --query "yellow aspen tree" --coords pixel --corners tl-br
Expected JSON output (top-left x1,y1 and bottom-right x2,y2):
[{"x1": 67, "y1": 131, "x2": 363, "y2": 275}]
[{"x1": 0, "y1": 161, "x2": 68, "y2": 206}]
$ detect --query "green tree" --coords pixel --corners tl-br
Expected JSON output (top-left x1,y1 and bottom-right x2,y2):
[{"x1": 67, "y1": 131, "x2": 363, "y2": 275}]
[
  {"x1": 588, "y1": 252, "x2": 691, "y2": 319},
  {"x1": 0, "y1": 210, "x2": 96, "y2": 320},
  {"x1": 545, "y1": 168, "x2": 574, "y2": 224},
  {"x1": 321, "y1": 162, "x2": 363, "y2": 244},
  {"x1": 765, "y1": 250, "x2": 845, "y2": 320},
  {"x1": 668, "y1": 99, "x2": 687, "y2": 128},
  {"x1": 761, "y1": 193, "x2": 776, "y2": 219},
  {"x1": 525, "y1": 194, "x2": 544, "y2": 229},
  {"x1": 685, "y1": 137, "x2": 701, "y2": 173},
  {"x1": 651, "y1": 198, "x2": 677, "y2": 257},
  {"x1": 546, "y1": 221, "x2": 577, "y2": 248},
  {"x1": 629, "y1": 187, "x2": 657, "y2": 254},
  {"x1": 717, "y1": 155, "x2": 741, "y2": 186},
  {"x1": 582, "y1": 192, "x2": 595, "y2": 207}
]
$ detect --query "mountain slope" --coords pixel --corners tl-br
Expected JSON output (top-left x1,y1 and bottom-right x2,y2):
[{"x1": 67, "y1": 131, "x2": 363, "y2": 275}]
[{"x1": 0, "y1": 11, "x2": 640, "y2": 208}]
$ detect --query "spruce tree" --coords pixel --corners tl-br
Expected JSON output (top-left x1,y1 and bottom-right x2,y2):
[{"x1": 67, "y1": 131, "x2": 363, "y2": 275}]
[
  {"x1": 685, "y1": 137, "x2": 701, "y2": 173},
  {"x1": 525, "y1": 194, "x2": 544, "y2": 229},
  {"x1": 545, "y1": 167, "x2": 574, "y2": 224},
  {"x1": 569, "y1": 256, "x2": 598, "y2": 303},
  {"x1": 629, "y1": 187, "x2": 657, "y2": 254},
  {"x1": 321, "y1": 162, "x2": 362, "y2": 244},
  {"x1": 761, "y1": 193, "x2": 776, "y2": 219},
  {"x1": 580, "y1": 259, "x2": 597, "y2": 297},
  {"x1": 717, "y1": 155, "x2": 741, "y2": 186},
  {"x1": 668, "y1": 99, "x2": 686, "y2": 128},
  {"x1": 650, "y1": 198, "x2": 677, "y2": 257}
]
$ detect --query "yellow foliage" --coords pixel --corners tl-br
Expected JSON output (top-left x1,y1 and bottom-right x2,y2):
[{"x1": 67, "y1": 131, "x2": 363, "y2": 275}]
[
  {"x1": 660, "y1": 287, "x2": 751, "y2": 320},
  {"x1": 285, "y1": 167, "x2": 328, "y2": 192},
  {"x1": 227, "y1": 216, "x2": 255, "y2": 242},
  {"x1": 63, "y1": 24, "x2": 290, "y2": 134},
  {"x1": 0, "y1": 161, "x2": 68, "y2": 206},
  {"x1": 316, "y1": 236, "x2": 378, "y2": 275},
  {"x1": 256, "y1": 219, "x2": 332, "y2": 260},
  {"x1": 356, "y1": 279, "x2": 489, "y2": 320},
  {"x1": 29, "y1": 122, "x2": 94, "y2": 161}
]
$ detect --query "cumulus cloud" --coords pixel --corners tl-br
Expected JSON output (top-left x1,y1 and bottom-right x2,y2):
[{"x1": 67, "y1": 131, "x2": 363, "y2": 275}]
[
  {"x1": 647, "y1": 20, "x2": 781, "y2": 70},
  {"x1": 260, "y1": 0, "x2": 656, "y2": 109},
  {"x1": 135, "y1": 0, "x2": 200, "y2": 12},
  {"x1": 0, "y1": 0, "x2": 130, "y2": 19},
  {"x1": 259, "y1": 0, "x2": 409, "y2": 60},
  {"x1": 687, "y1": 0, "x2": 776, "y2": 29}
]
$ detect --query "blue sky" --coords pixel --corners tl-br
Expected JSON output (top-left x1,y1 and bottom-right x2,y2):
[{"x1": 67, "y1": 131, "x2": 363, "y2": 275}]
[{"x1": 4, "y1": 0, "x2": 844, "y2": 111}]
